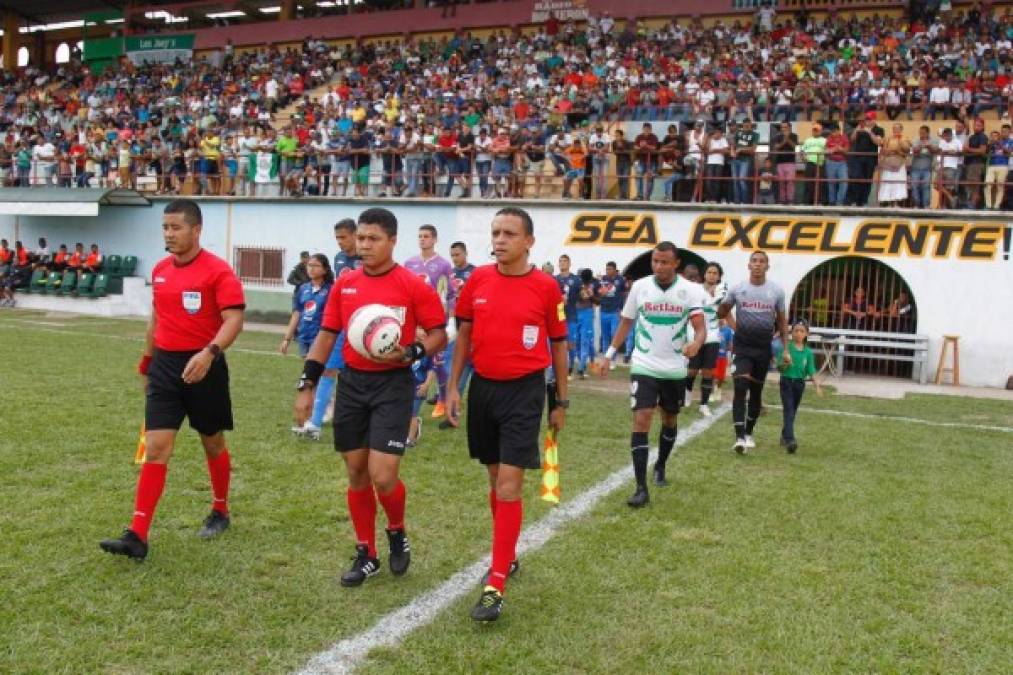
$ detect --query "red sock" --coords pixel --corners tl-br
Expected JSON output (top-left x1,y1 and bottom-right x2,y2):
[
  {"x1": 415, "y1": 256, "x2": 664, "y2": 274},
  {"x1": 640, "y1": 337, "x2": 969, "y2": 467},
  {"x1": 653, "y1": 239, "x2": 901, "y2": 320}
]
[
  {"x1": 347, "y1": 486, "x2": 377, "y2": 557},
  {"x1": 489, "y1": 498, "x2": 522, "y2": 593},
  {"x1": 377, "y1": 480, "x2": 406, "y2": 530},
  {"x1": 488, "y1": 489, "x2": 498, "y2": 519},
  {"x1": 130, "y1": 462, "x2": 168, "y2": 542},
  {"x1": 206, "y1": 449, "x2": 231, "y2": 515}
]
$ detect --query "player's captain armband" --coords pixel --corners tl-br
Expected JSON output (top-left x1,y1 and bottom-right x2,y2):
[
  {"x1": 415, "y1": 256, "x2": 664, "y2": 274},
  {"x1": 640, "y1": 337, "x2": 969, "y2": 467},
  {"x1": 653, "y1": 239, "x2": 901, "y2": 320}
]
[{"x1": 556, "y1": 302, "x2": 565, "y2": 321}]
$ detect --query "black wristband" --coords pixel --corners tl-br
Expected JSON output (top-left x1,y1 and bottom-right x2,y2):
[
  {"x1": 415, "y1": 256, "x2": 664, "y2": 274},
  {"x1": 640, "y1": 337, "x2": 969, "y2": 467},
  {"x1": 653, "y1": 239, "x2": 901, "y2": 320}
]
[
  {"x1": 301, "y1": 359, "x2": 325, "y2": 387},
  {"x1": 405, "y1": 341, "x2": 426, "y2": 363}
]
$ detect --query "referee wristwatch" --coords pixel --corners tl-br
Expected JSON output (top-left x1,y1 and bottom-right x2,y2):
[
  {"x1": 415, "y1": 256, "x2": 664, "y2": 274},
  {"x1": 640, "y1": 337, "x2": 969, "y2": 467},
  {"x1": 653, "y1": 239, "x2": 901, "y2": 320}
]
[{"x1": 554, "y1": 398, "x2": 570, "y2": 410}]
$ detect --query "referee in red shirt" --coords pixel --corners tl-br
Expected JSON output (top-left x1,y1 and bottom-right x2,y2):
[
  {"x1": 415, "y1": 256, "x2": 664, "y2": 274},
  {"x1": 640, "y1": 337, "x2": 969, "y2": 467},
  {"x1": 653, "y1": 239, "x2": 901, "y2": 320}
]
[
  {"x1": 296, "y1": 207, "x2": 447, "y2": 587},
  {"x1": 100, "y1": 199, "x2": 245, "y2": 561},
  {"x1": 447, "y1": 206, "x2": 569, "y2": 622}
]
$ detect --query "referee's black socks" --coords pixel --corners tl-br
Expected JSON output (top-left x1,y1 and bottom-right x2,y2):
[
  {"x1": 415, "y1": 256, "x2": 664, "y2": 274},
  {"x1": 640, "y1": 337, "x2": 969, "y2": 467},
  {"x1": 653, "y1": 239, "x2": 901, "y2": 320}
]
[
  {"x1": 630, "y1": 432, "x2": 649, "y2": 488},
  {"x1": 657, "y1": 425, "x2": 677, "y2": 469},
  {"x1": 685, "y1": 373, "x2": 696, "y2": 392},
  {"x1": 746, "y1": 380, "x2": 764, "y2": 434}
]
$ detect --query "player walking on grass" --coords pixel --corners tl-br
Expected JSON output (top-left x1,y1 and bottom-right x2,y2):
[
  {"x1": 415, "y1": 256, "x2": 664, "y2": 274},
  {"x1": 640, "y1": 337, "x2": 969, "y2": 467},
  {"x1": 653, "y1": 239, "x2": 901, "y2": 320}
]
[
  {"x1": 404, "y1": 224, "x2": 455, "y2": 420},
  {"x1": 100, "y1": 199, "x2": 245, "y2": 561},
  {"x1": 684, "y1": 262, "x2": 728, "y2": 417},
  {"x1": 296, "y1": 208, "x2": 447, "y2": 587},
  {"x1": 299, "y1": 219, "x2": 361, "y2": 440},
  {"x1": 438, "y1": 241, "x2": 476, "y2": 430},
  {"x1": 717, "y1": 251, "x2": 790, "y2": 454},
  {"x1": 597, "y1": 242, "x2": 706, "y2": 507},
  {"x1": 446, "y1": 207, "x2": 569, "y2": 622}
]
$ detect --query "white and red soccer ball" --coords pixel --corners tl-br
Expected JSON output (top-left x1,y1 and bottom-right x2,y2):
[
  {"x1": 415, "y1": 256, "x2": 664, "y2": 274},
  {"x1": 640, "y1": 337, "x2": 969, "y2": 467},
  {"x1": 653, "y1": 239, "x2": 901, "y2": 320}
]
[{"x1": 347, "y1": 304, "x2": 403, "y2": 359}]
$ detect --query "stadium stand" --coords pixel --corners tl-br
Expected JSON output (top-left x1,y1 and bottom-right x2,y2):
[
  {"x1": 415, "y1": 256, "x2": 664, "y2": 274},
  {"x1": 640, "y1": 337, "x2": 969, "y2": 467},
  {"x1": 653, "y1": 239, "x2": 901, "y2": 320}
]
[{"x1": 1, "y1": 2, "x2": 1012, "y2": 208}]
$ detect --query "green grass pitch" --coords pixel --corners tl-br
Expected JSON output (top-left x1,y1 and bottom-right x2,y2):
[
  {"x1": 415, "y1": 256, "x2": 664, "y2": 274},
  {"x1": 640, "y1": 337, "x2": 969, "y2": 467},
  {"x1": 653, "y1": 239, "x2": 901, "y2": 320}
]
[{"x1": 1, "y1": 310, "x2": 1010, "y2": 673}]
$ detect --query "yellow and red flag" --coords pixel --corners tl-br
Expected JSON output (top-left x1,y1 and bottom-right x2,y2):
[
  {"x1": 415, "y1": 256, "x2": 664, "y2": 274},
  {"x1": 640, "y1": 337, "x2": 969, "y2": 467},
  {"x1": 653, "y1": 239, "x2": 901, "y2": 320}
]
[{"x1": 540, "y1": 429, "x2": 560, "y2": 504}]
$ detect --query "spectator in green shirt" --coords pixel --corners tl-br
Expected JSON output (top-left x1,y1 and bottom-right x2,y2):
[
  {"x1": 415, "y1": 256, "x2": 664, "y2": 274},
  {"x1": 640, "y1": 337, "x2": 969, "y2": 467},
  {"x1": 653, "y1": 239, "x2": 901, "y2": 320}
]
[
  {"x1": 801, "y1": 124, "x2": 827, "y2": 205},
  {"x1": 775, "y1": 320, "x2": 823, "y2": 453}
]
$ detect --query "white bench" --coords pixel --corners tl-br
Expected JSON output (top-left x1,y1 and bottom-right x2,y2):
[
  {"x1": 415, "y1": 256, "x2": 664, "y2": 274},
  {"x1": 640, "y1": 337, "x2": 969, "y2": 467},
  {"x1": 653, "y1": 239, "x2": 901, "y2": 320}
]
[{"x1": 807, "y1": 327, "x2": 930, "y2": 384}]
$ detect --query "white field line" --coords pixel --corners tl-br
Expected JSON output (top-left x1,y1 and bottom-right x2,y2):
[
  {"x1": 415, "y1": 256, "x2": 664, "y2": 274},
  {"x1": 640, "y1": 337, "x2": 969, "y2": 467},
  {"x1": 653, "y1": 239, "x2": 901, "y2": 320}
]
[
  {"x1": 0, "y1": 320, "x2": 285, "y2": 358},
  {"x1": 772, "y1": 405, "x2": 1013, "y2": 433},
  {"x1": 297, "y1": 404, "x2": 731, "y2": 675}
]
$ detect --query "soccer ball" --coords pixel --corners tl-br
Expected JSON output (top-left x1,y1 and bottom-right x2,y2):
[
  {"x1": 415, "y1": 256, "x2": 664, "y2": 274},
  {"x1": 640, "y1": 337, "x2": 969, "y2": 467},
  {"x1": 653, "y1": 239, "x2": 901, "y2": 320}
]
[{"x1": 347, "y1": 304, "x2": 403, "y2": 359}]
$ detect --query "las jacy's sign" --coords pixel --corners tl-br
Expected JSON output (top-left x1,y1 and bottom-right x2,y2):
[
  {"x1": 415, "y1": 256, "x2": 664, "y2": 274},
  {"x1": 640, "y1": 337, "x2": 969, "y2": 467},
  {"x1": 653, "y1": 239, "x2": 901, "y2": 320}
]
[{"x1": 564, "y1": 212, "x2": 1011, "y2": 261}]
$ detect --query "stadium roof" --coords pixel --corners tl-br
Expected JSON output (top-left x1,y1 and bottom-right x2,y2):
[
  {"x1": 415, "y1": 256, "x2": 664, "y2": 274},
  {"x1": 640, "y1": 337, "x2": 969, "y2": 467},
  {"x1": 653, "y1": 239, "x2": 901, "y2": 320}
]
[
  {"x1": 0, "y1": 1, "x2": 127, "y2": 26},
  {"x1": 0, "y1": 188, "x2": 150, "y2": 216}
]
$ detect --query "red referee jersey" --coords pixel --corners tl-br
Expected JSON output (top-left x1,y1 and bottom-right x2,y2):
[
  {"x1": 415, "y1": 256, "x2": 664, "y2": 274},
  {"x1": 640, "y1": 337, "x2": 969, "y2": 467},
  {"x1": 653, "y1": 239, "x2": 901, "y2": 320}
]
[
  {"x1": 455, "y1": 264, "x2": 567, "y2": 381},
  {"x1": 321, "y1": 263, "x2": 446, "y2": 372},
  {"x1": 152, "y1": 249, "x2": 245, "y2": 352}
]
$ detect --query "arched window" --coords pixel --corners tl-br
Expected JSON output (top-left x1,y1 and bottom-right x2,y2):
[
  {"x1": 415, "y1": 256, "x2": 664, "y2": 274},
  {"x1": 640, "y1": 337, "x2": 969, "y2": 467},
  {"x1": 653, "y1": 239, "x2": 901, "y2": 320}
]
[
  {"x1": 17, "y1": 46, "x2": 29, "y2": 67},
  {"x1": 55, "y1": 42, "x2": 70, "y2": 64}
]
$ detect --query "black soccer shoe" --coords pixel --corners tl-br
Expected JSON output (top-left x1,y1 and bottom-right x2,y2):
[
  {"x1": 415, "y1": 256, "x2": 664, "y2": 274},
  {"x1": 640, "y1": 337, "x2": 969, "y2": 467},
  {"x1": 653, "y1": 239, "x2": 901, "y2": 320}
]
[
  {"x1": 627, "y1": 485, "x2": 649, "y2": 508},
  {"x1": 470, "y1": 586, "x2": 504, "y2": 622},
  {"x1": 480, "y1": 559, "x2": 520, "y2": 586},
  {"x1": 99, "y1": 529, "x2": 148, "y2": 561},
  {"x1": 340, "y1": 544, "x2": 381, "y2": 587},
  {"x1": 652, "y1": 462, "x2": 670, "y2": 487},
  {"x1": 786, "y1": 440, "x2": 798, "y2": 454},
  {"x1": 197, "y1": 510, "x2": 231, "y2": 539},
  {"x1": 386, "y1": 528, "x2": 411, "y2": 576}
]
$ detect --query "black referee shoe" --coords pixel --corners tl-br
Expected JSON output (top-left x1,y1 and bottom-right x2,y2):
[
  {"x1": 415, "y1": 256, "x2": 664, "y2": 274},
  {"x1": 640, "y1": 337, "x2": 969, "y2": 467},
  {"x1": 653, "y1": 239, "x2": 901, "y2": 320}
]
[
  {"x1": 386, "y1": 528, "x2": 411, "y2": 576},
  {"x1": 627, "y1": 485, "x2": 649, "y2": 508},
  {"x1": 340, "y1": 544, "x2": 381, "y2": 587},
  {"x1": 652, "y1": 462, "x2": 670, "y2": 487},
  {"x1": 99, "y1": 529, "x2": 148, "y2": 561},
  {"x1": 197, "y1": 510, "x2": 230, "y2": 539},
  {"x1": 470, "y1": 586, "x2": 504, "y2": 622},
  {"x1": 480, "y1": 559, "x2": 520, "y2": 586}
]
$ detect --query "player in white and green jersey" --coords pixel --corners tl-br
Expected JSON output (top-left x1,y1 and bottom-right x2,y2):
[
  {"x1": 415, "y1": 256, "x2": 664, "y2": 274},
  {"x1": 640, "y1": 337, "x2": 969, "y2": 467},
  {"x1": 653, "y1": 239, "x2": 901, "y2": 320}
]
[
  {"x1": 685, "y1": 262, "x2": 728, "y2": 417},
  {"x1": 597, "y1": 242, "x2": 706, "y2": 508}
]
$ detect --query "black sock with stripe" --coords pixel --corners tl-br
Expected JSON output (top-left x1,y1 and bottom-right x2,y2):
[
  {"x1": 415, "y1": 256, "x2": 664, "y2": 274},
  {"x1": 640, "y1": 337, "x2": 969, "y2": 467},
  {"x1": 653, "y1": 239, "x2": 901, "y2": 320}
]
[{"x1": 631, "y1": 431, "x2": 649, "y2": 488}]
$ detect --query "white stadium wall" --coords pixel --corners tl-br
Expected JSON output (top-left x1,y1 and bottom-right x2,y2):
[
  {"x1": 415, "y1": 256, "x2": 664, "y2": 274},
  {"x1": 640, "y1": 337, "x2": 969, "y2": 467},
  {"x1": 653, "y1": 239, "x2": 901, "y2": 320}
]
[{"x1": 2, "y1": 200, "x2": 1011, "y2": 388}]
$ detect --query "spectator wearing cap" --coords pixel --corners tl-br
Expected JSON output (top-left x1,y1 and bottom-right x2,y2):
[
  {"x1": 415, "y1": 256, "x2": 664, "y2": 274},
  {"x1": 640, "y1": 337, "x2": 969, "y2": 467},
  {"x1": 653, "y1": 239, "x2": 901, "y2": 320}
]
[
  {"x1": 801, "y1": 123, "x2": 827, "y2": 206},
  {"x1": 731, "y1": 119, "x2": 759, "y2": 204},
  {"x1": 847, "y1": 113, "x2": 883, "y2": 207},
  {"x1": 937, "y1": 127, "x2": 963, "y2": 209}
]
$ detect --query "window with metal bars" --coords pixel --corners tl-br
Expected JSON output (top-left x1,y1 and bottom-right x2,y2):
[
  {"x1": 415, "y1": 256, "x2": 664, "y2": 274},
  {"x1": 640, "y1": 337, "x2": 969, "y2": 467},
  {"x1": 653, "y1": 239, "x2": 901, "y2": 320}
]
[
  {"x1": 789, "y1": 256, "x2": 918, "y2": 378},
  {"x1": 234, "y1": 246, "x2": 284, "y2": 285}
]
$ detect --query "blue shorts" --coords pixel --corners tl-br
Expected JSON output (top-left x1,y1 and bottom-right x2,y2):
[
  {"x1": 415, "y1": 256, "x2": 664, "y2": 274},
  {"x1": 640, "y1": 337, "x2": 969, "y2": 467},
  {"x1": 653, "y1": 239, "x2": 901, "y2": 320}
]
[
  {"x1": 298, "y1": 340, "x2": 312, "y2": 358},
  {"x1": 326, "y1": 332, "x2": 347, "y2": 370}
]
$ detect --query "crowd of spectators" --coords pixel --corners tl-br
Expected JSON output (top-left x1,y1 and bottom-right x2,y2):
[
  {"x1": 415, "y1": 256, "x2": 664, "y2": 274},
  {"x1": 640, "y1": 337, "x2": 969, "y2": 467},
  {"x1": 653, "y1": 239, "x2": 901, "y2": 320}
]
[{"x1": 4, "y1": 3, "x2": 1013, "y2": 208}]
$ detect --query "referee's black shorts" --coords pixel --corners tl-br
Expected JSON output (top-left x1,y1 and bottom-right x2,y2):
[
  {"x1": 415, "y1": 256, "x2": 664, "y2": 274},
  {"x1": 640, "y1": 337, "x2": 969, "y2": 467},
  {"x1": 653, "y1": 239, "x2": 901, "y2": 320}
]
[
  {"x1": 146, "y1": 349, "x2": 234, "y2": 436},
  {"x1": 732, "y1": 344, "x2": 772, "y2": 382},
  {"x1": 332, "y1": 366, "x2": 414, "y2": 455},
  {"x1": 688, "y1": 342, "x2": 720, "y2": 370},
  {"x1": 467, "y1": 370, "x2": 545, "y2": 470}
]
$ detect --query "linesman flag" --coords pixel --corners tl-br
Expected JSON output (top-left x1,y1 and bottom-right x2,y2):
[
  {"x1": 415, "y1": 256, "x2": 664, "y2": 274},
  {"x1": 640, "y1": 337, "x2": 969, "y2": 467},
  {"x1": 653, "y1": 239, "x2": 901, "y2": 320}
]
[
  {"x1": 540, "y1": 429, "x2": 560, "y2": 504},
  {"x1": 134, "y1": 423, "x2": 146, "y2": 465}
]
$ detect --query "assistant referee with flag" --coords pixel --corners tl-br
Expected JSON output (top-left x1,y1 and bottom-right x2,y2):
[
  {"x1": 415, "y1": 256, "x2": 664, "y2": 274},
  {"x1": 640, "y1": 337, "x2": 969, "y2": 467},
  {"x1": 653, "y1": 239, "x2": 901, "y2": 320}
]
[
  {"x1": 100, "y1": 199, "x2": 245, "y2": 561},
  {"x1": 447, "y1": 206, "x2": 569, "y2": 622}
]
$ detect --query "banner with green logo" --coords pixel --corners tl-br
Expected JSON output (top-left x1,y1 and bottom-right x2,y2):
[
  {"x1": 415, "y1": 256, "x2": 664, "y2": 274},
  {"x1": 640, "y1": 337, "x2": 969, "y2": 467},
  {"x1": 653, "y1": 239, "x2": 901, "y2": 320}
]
[{"x1": 124, "y1": 34, "x2": 195, "y2": 65}]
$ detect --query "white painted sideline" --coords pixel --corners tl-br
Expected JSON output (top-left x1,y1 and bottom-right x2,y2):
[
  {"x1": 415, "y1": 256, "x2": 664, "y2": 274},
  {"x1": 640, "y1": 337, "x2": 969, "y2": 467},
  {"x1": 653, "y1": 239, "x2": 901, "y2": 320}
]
[
  {"x1": 297, "y1": 404, "x2": 730, "y2": 675},
  {"x1": 775, "y1": 405, "x2": 1013, "y2": 434}
]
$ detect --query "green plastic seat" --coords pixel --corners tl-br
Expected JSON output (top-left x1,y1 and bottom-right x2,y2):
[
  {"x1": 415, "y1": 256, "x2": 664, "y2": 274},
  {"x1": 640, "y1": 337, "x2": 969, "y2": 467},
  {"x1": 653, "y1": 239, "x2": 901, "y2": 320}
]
[
  {"x1": 75, "y1": 272, "x2": 94, "y2": 297},
  {"x1": 121, "y1": 255, "x2": 138, "y2": 276},
  {"x1": 105, "y1": 255, "x2": 123, "y2": 277},
  {"x1": 90, "y1": 273, "x2": 109, "y2": 298},
  {"x1": 59, "y1": 270, "x2": 78, "y2": 296},
  {"x1": 25, "y1": 269, "x2": 46, "y2": 293},
  {"x1": 41, "y1": 270, "x2": 61, "y2": 294}
]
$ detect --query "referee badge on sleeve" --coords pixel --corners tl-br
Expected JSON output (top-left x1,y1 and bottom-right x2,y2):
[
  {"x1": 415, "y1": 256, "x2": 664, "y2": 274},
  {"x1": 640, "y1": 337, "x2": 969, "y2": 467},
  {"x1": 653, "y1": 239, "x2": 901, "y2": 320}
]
[
  {"x1": 556, "y1": 302, "x2": 565, "y2": 321},
  {"x1": 522, "y1": 325, "x2": 539, "y2": 350},
  {"x1": 182, "y1": 291, "x2": 202, "y2": 314}
]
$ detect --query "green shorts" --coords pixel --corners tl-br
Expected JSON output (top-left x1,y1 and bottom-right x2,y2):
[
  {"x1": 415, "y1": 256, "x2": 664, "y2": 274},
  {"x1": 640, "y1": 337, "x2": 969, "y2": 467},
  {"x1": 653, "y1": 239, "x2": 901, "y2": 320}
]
[{"x1": 354, "y1": 166, "x2": 370, "y2": 185}]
